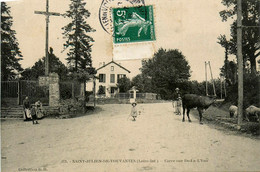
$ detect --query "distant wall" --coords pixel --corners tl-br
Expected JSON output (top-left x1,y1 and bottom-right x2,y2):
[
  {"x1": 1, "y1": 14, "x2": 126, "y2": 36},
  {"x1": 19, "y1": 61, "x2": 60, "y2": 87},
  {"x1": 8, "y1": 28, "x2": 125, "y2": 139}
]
[{"x1": 96, "y1": 98, "x2": 167, "y2": 104}]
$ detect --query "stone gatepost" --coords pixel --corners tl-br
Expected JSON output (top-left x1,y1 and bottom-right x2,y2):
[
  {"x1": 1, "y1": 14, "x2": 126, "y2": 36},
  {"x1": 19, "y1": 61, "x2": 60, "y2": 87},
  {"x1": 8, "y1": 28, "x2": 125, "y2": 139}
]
[
  {"x1": 129, "y1": 86, "x2": 138, "y2": 103},
  {"x1": 49, "y1": 73, "x2": 60, "y2": 106}
]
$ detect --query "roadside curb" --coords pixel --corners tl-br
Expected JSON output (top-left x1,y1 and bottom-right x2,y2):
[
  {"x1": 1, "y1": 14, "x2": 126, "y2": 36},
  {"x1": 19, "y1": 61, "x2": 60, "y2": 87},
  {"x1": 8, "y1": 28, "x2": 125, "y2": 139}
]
[{"x1": 203, "y1": 115, "x2": 260, "y2": 136}]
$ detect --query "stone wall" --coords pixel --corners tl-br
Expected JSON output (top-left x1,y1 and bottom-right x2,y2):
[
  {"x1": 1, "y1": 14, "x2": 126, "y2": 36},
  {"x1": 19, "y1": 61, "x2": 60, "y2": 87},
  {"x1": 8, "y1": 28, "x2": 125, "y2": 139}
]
[{"x1": 38, "y1": 73, "x2": 87, "y2": 113}]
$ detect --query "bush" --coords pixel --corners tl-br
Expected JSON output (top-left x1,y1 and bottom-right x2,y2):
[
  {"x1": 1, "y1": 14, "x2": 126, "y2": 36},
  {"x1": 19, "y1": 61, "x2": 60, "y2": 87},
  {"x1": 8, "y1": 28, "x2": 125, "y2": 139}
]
[
  {"x1": 98, "y1": 85, "x2": 105, "y2": 95},
  {"x1": 224, "y1": 73, "x2": 259, "y2": 108},
  {"x1": 60, "y1": 83, "x2": 73, "y2": 99}
]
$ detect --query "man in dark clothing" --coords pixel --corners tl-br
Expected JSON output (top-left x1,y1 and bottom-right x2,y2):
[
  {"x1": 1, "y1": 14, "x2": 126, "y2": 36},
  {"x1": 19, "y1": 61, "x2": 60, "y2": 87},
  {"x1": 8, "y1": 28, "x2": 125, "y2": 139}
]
[{"x1": 23, "y1": 97, "x2": 31, "y2": 121}]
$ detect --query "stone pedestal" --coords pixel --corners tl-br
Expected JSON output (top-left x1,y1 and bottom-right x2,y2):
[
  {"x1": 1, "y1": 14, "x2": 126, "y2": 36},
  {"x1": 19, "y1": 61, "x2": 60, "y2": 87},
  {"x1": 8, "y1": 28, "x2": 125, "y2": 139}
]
[
  {"x1": 79, "y1": 82, "x2": 86, "y2": 112},
  {"x1": 129, "y1": 86, "x2": 139, "y2": 103},
  {"x1": 49, "y1": 73, "x2": 60, "y2": 107},
  {"x1": 80, "y1": 82, "x2": 85, "y2": 97}
]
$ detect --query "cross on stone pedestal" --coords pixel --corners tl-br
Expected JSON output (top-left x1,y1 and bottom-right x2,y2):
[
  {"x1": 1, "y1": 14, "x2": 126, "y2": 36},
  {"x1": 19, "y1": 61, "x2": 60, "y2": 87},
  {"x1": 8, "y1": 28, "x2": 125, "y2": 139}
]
[{"x1": 35, "y1": 0, "x2": 60, "y2": 76}]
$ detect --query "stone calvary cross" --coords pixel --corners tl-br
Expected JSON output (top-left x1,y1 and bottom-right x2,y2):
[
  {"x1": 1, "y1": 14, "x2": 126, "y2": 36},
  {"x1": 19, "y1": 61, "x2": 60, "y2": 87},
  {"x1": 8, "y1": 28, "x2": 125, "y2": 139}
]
[{"x1": 34, "y1": 0, "x2": 60, "y2": 76}]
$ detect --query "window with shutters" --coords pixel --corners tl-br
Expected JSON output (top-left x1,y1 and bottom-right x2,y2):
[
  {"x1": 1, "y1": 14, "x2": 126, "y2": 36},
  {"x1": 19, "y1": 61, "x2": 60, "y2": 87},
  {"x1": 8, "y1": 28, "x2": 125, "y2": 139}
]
[
  {"x1": 99, "y1": 74, "x2": 106, "y2": 83},
  {"x1": 110, "y1": 74, "x2": 115, "y2": 83}
]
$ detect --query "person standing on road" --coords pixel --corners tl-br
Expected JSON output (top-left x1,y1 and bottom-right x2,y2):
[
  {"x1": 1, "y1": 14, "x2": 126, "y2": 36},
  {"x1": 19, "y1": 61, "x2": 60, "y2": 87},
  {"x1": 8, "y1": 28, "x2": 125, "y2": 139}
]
[
  {"x1": 173, "y1": 88, "x2": 182, "y2": 115},
  {"x1": 30, "y1": 104, "x2": 39, "y2": 125},
  {"x1": 23, "y1": 96, "x2": 31, "y2": 121},
  {"x1": 35, "y1": 100, "x2": 44, "y2": 119},
  {"x1": 130, "y1": 102, "x2": 138, "y2": 121}
]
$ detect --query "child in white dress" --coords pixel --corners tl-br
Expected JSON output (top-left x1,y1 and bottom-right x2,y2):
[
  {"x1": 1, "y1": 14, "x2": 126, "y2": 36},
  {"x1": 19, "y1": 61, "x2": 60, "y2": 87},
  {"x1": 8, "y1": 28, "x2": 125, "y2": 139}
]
[{"x1": 130, "y1": 102, "x2": 138, "y2": 121}]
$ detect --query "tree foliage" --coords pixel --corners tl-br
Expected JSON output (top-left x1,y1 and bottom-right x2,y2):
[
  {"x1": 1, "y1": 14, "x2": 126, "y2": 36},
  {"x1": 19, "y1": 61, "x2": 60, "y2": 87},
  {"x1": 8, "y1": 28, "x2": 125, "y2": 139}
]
[
  {"x1": 117, "y1": 77, "x2": 131, "y2": 93},
  {"x1": 62, "y1": 0, "x2": 96, "y2": 113},
  {"x1": 21, "y1": 48, "x2": 69, "y2": 80},
  {"x1": 1, "y1": 2, "x2": 23, "y2": 81},
  {"x1": 97, "y1": 85, "x2": 105, "y2": 95},
  {"x1": 131, "y1": 74, "x2": 153, "y2": 93},
  {"x1": 220, "y1": 60, "x2": 237, "y2": 85},
  {"x1": 62, "y1": 0, "x2": 95, "y2": 72},
  {"x1": 218, "y1": 0, "x2": 260, "y2": 73},
  {"x1": 139, "y1": 48, "x2": 191, "y2": 99},
  {"x1": 224, "y1": 73, "x2": 259, "y2": 108},
  {"x1": 67, "y1": 67, "x2": 96, "y2": 82}
]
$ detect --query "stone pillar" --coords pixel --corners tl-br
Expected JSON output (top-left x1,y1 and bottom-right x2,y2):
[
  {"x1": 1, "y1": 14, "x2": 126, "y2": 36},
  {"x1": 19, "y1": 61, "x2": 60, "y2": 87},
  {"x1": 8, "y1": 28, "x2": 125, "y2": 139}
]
[
  {"x1": 129, "y1": 86, "x2": 138, "y2": 103},
  {"x1": 49, "y1": 73, "x2": 60, "y2": 106},
  {"x1": 80, "y1": 82, "x2": 85, "y2": 98},
  {"x1": 79, "y1": 82, "x2": 86, "y2": 113}
]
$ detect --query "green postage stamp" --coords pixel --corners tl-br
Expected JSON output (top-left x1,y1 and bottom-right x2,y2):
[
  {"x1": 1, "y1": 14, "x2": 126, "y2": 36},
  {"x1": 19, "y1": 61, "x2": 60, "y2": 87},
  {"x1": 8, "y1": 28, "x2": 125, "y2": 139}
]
[{"x1": 112, "y1": 5, "x2": 156, "y2": 44}]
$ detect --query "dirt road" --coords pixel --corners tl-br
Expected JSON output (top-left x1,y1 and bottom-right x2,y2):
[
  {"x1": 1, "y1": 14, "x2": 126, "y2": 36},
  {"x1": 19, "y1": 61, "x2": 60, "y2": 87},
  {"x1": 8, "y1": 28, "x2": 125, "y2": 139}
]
[{"x1": 1, "y1": 103, "x2": 260, "y2": 172}]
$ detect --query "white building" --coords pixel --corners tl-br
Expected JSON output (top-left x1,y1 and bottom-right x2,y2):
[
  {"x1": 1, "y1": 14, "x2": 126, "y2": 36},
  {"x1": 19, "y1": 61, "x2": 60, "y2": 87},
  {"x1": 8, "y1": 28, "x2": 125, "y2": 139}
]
[{"x1": 95, "y1": 61, "x2": 131, "y2": 97}]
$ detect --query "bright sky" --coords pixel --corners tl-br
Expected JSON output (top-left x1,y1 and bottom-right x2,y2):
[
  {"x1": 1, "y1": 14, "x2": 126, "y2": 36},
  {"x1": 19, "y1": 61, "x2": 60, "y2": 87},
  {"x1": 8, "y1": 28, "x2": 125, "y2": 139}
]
[{"x1": 7, "y1": 0, "x2": 233, "y2": 82}]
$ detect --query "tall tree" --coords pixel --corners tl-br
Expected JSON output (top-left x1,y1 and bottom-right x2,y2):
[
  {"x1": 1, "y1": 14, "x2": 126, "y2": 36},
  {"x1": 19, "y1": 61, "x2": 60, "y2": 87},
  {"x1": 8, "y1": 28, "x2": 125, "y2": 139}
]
[
  {"x1": 131, "y1": 74, "x2": 153, "y2": 93},
  {"x1": 141, "y1": 48, "x2": 191, "y2": 99},
  {"x1": 217, "y1": 35, "x2": 231, "y2": 81},
  {"x1": 1, "y1": 2, "x2": 23, "y2": 81},
  {"x1": 220, "y1": 60, "x2": 237, "y2": 85},
  {"x1": 21, "y1": 47, "x2": 69, "y2": 80},
  {"x1": 62, "y1": 0, "x2": 96, "y2": 113},
  {"x1": 62, "y1": 0, "x2": 95, "y2": 72},
  {"x1": 218, "y1": 0, "x2": 260, "y2": 73}
]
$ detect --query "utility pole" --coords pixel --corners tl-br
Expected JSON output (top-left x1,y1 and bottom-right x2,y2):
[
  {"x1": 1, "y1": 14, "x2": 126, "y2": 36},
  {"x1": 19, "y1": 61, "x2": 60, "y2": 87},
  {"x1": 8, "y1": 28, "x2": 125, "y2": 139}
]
[
  {"x1": 205, "y1": 61, "x2": 208, "y2": 96},
  {"x1": 35, "y1": 0, "x2": 60, "y2": 76},
  {"x1": 224, "y1": 79, "x2": 227, "y2": 97},
  {"x1": 237, "y1": 0, "x2": 243, "y2": 125},
  {"x1": 93, "y1": 78, "x2": 96, "y2": 108},
  {"x1": 208, "y1": 61, "x2": 216, "y2": 97},
  {"x1": 220, "y1": 77, "x2": 223, "y2": 99}
]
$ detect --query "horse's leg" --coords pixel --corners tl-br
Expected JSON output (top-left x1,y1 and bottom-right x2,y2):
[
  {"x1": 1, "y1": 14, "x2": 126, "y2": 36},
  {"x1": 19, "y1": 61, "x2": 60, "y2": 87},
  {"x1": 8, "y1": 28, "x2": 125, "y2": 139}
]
[
  {"x1": 187, "y1": 108, "x2": 191, "y2": 122},
  {"x1": 198, "y1": 108, "x2": 203, "y2": 125},
  {"x1": 121, "y1": 25, "x2": 129, "y2": 36},
  {"x1": 138, "y1": 27, "x2": 143, "y2": 37}
]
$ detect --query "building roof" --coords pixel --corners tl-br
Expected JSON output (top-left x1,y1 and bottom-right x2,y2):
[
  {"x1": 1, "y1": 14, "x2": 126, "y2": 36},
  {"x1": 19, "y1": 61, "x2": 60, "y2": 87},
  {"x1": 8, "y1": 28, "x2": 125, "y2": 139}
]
[{"x1": 96, "y1": 61, "x2": 131, "y2": 73}]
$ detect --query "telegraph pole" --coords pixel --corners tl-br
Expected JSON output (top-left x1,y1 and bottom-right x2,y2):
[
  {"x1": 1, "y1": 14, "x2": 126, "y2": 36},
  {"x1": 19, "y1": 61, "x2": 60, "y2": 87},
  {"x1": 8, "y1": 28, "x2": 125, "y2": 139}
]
[
  {"x1": 237, "y1": 0, "x2": 243, "y2": 125},
  {"x1": 220, "y1": 77, "x2": 223, "y2": 99},
  {"x1": 35, "y1": 0, "x2": 60, "y2": 76},
  {"x1": 45, "y1": 0, "x2": 49, "y2": 76},
  {"x1": 205, "y1": 61, "x2": 208, "y2": 96},
  {"x1": 224, "y1": 79, "x2": 227, "y2": 97},
  {"x1": 208, "y1": 61, "x2": 216, "y2": 96}
]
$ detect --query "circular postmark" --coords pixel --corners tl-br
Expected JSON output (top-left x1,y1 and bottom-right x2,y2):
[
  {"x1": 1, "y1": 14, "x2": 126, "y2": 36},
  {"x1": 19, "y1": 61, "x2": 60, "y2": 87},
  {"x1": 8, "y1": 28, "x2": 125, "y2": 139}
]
[{"x1": 99, "y1": 0, "x2": 145, "y2": 34}]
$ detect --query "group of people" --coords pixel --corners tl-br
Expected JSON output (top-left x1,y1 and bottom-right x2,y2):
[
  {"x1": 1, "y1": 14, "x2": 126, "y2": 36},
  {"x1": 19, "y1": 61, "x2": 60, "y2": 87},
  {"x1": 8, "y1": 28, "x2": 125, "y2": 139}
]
[
  {"x1": 23, "y1": 97, "x2": 43, "y2": 125},
  {"x1": 23, "y1": 89, "x2": 181, "y2": 123},
  {"x1": 129, "y1": 87, "x2": 181, "y2": 121}
]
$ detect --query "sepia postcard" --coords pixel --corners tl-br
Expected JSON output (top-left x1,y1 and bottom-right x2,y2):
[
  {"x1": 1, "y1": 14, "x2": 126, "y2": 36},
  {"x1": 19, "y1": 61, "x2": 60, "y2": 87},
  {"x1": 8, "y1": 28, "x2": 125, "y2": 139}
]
[{"x1": 1, "y1": 0, "x2": 260, "y2": 172}]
